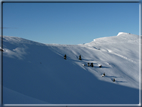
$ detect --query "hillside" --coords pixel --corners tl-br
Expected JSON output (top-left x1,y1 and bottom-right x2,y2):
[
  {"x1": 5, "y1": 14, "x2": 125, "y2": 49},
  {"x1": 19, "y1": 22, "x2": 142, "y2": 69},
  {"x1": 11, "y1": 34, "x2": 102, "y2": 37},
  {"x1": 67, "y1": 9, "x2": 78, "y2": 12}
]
[{"x1": 2, "y1": 32, "x2": 140, "y2": 104}]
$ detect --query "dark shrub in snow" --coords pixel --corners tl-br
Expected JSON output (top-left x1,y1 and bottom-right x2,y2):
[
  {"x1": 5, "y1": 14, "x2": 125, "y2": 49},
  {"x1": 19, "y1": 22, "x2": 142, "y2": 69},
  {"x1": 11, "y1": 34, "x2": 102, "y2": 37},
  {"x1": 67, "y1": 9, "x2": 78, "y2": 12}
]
[
  {"x1": 64, "y1": 54, "x2": 66, "y2": 60},
  {"x1": 113, "y1": 78, "x2": 115, "y2": 82},
  {"x1": 87, "y1": 63, "x2": 90, "y2": 66},
  {"x1": 99, "y1": 64, "x2": 102, "y2": 68},
  {"x1": 82, "y1": 64, "x2": 85, "y2": 66},
  {"x1": 90, "y1": 63, "x2": 93, "y2": 67},
  {"x1": 79, "y1": 55, "x2": 82, "y2": 60},
  {"x1": 102, "y1": 73, "x2": 105, "y2": 77}
]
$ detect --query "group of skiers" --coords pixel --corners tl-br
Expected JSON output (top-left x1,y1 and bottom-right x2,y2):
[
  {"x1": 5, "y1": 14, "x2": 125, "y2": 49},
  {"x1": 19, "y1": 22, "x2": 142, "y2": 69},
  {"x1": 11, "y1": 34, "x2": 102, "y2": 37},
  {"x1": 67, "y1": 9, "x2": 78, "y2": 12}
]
[
  {"x1": 63, "y1": 54, "x2": 115, "y2": 82},
  {"x1": 64, "y1": 54, "x2": 82, "y2": 60},
  {"x1": 64, "y1": 54, "x2": 102, "y2": 68}
]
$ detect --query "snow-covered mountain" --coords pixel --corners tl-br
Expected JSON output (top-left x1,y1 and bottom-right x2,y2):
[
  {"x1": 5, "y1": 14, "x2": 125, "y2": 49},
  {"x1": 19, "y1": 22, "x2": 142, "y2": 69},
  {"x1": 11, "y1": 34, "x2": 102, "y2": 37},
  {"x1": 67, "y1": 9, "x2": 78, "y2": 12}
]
[{"x1": 2, "y1": 32, "x2": 140, "y2": 104}]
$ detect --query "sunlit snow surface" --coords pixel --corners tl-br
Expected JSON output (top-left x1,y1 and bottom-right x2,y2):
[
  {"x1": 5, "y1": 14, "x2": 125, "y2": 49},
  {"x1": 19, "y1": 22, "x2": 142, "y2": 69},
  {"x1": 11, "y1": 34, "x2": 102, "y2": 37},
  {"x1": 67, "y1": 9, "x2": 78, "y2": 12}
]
[{"x1": 3, "y1": 32, "x2": 140, "y2": 104}]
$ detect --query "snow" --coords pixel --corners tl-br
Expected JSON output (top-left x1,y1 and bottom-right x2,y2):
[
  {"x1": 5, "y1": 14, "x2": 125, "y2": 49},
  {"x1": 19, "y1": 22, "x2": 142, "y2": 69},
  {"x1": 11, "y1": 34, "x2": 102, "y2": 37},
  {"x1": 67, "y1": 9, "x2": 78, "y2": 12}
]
[
  {"x1": 117, "y1": 32, "x2": 130, "y2": 36},
  {"x1": 4, "y1": 47, "x2": 27, "y2": 59},
  {"x1": 3, "y1": 86, "x2": 48, "y2": 104},
  {"x1": 2, "y1": 33, "x2": 140, "y2": 104}
]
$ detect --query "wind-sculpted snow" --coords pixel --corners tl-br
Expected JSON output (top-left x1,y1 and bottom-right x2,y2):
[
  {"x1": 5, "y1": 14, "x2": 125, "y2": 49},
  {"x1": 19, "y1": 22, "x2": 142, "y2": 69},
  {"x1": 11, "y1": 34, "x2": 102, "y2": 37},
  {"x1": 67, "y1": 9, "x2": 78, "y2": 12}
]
[
  {"x1": 3, "y1": 32, "x2": 140, "y2": 104},
  {"x1": 4, "y1": 47, "x2": 27, "y2": 59}
]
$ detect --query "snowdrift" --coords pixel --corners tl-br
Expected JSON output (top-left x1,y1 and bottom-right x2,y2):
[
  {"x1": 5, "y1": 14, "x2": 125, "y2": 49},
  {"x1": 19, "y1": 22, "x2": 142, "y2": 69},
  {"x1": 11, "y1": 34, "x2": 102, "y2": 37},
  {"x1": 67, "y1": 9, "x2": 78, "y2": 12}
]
[{"x1": 2, "y1": 32, "x2": 140, "y2": 104}]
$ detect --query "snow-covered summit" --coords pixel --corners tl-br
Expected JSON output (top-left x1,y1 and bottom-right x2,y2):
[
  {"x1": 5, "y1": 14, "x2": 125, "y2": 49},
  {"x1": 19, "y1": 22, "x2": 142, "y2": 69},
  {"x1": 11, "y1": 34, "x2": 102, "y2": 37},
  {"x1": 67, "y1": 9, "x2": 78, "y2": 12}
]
[
  {"x1": 85, "y1": 32, "x2": 139, "y2": 46},
  {"x1": 116, "y1": 32, "x2": 139, "y2": 40},
  {"x1": 117, "y1": 32, "x2": 130, "y2": 36}
]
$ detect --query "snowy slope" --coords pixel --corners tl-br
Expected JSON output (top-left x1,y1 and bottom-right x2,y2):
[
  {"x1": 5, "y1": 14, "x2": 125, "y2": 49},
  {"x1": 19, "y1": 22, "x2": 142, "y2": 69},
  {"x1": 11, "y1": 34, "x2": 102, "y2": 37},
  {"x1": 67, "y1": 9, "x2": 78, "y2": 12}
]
[{"x1": 2, "y1": 32, "x2": 140, "y2": 104}]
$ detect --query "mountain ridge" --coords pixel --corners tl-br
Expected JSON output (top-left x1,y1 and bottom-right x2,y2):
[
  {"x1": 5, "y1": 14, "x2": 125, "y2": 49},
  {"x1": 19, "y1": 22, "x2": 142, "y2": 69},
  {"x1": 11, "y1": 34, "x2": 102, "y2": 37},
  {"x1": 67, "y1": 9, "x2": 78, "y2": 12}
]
[{"x1": 2, "y1": 32, "x2": 140, "y2": 104}]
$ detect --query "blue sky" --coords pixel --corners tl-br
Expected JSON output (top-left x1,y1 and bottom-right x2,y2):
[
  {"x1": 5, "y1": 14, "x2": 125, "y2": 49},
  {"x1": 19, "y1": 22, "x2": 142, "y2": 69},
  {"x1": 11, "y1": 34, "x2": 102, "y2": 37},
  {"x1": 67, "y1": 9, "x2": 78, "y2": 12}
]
[{"x1": 3, "y1": 2, "x2": 139, "y2": 44}]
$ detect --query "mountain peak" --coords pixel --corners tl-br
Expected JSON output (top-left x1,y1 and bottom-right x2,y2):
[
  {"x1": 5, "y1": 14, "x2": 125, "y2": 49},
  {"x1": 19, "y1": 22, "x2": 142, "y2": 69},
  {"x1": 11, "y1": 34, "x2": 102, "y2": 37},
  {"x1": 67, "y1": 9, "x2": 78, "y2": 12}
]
[{"x1": 117, "y1": 32, "x2": 130, "y2": 36}]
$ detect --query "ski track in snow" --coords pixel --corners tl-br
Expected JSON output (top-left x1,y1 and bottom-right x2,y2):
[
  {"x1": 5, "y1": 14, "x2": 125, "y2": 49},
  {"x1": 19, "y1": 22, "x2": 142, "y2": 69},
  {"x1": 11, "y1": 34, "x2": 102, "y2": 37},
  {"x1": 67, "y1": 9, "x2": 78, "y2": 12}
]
[
  {"x1": 89, "y1": 45, "x2": 137, "y2": 64},
  {"x1": 107, "y1": 49, "x2": 136, "y2": 63}
]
